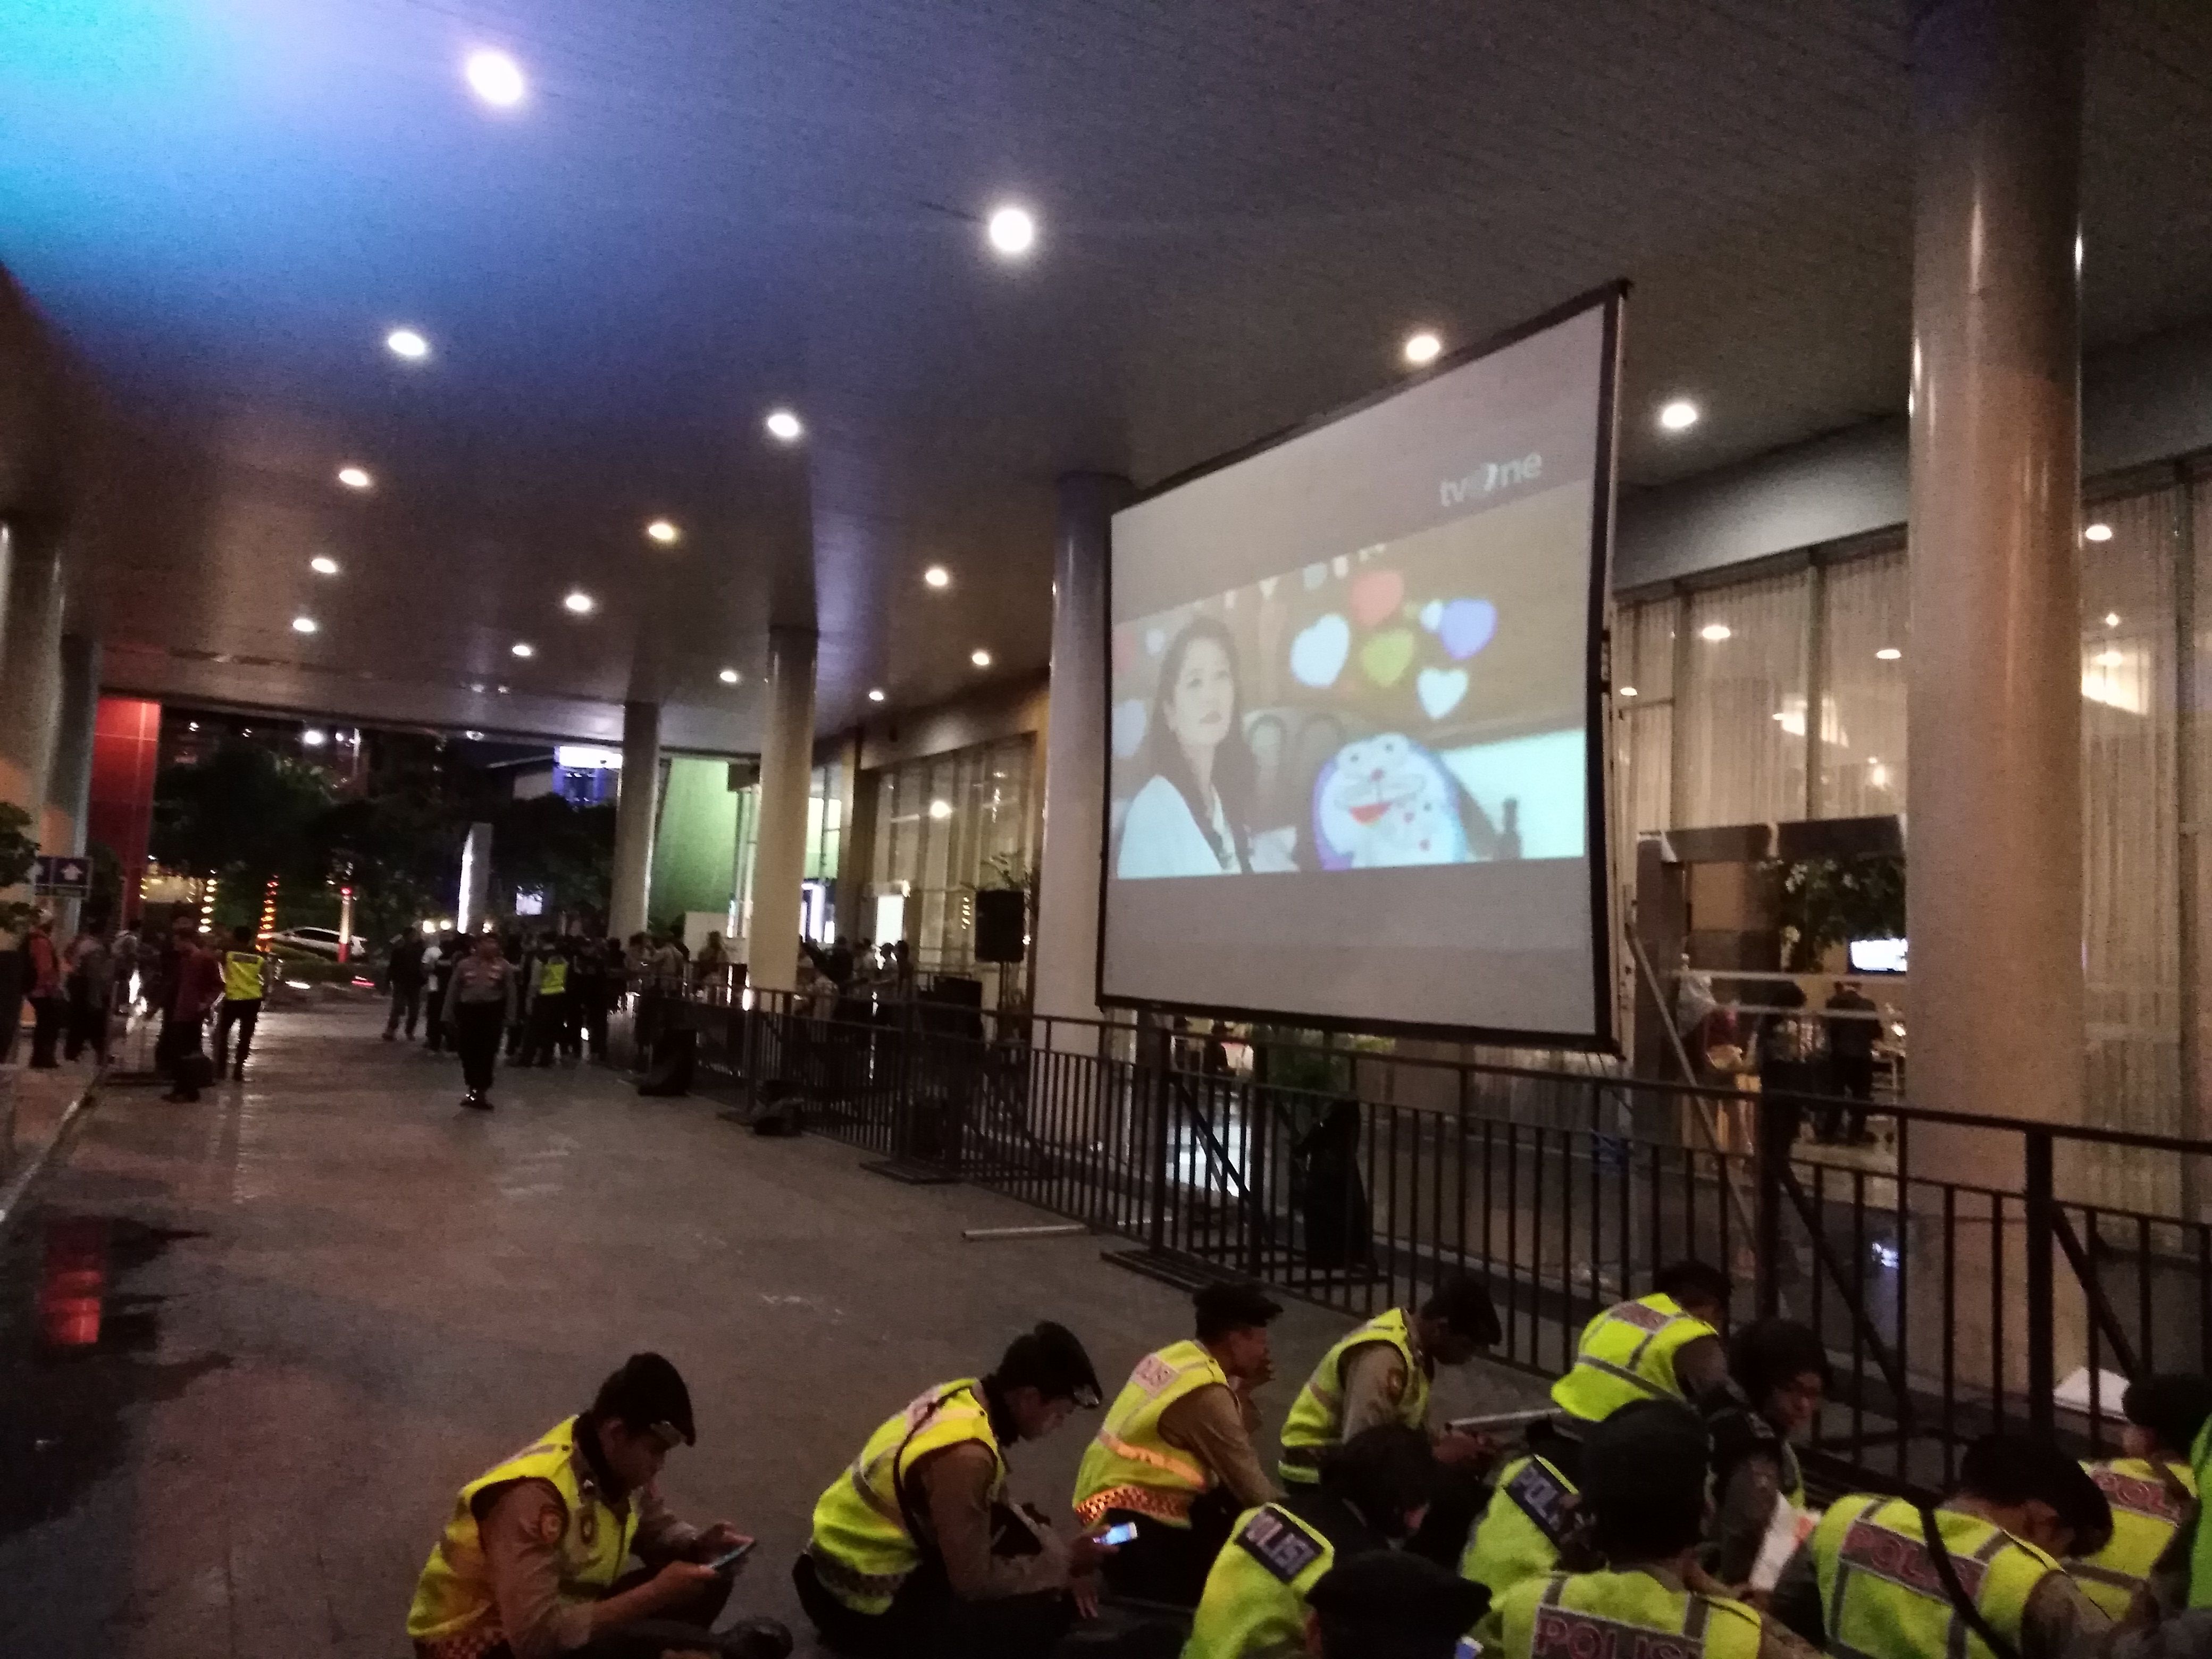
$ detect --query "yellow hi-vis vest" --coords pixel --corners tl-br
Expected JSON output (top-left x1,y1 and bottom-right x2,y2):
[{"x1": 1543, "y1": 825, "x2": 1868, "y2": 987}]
[
  {"x1": 1810, "y1": 1494, "x2": 2060, "y2": 1659},
  {"x1": 1073, "y1": 1339, "x2": 1233, "y2": 1527},
  {"x1": 406, "y1": 1416, "x2": 640, "y2": 1646},
  {"x1": 1549, "y1": 1293, "x2": 1718, "y2": 1425},
  {"x1": 1279, "y1": 1308, "x2": 1429, "y2": 1485},
  {"x1": 1462, "y1": 1452, "x2": 1580, "y2": 1608},
  {"x1": 806, "y1": 1378, "x2": 1006, "y2": 1616},
  {"x1": 222, "y1": 951, "x2": 265, "y2": 1001},
  {"x1": 538, "y1": 959, "x2": 569, "y2": 997},
  {"x1": 1183, "y1": 1502, "x2": 1338, "y2": 1659},
  {"x1": 1494, "y1": 1569, "x2": 1765, "y2": 1659},
  {"x1": 2072, "y1": 1456, "x2": 2194, "y2": 1618}
]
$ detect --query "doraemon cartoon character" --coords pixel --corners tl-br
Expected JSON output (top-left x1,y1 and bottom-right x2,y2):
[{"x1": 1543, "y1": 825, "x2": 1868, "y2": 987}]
[{"x1": 1311, "y1": 733, "x2": 1473, "y2": 869}]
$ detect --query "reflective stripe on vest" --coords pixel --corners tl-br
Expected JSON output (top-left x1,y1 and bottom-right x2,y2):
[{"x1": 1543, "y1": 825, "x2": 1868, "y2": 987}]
[
  {"x1": 1549, "y1": 1294, "x2": 1717, "y2": 1425},
  {"x1": 223, "y1": 951, "x2": 264, "y2": 1001},
  {"x1": 406, "y1": 1416, "x2": 640, "y2": 1645},
  {"x1": 1183, "y1": 1503, "x2": 1337, "y2": 1659},
  {"x1": 1279, "y1": 1309, "x2": 1429, "y2": 1483},
  {"x1": 1463, "y1": 1454, "x2": 1580, "y2": 1605},
  {"x1": 806, "y1": 1379, "x2": 1005, "y2": 1616},
  {"x1": 2071, "y1": 1457, "x2": 2194, "y2": 1619},
  {"x1": 1495, "y1": 1569, "x2": 1765, "y2": 1659},
  {"x1": 1073, "y1": 1339, "x2": 1230, "y2": 1527},
  {"x1": 1809, "y1": 1494, "x2": 2058, "y2": 1659}
]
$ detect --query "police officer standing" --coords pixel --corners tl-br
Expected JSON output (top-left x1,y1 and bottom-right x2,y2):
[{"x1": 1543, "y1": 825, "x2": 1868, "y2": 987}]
[
  {"x1": 1770, "y1": 1434, "x2": 2113, "y2": 1659},
  {"x1": 1073, "y1": 1281, "x2": 1285, "y2": 1606},
  {"x1": 405, "y1": 1352, "x2": 789, "y2": 1658},
  {"x1": 795, "y1": 1321, "x2": 1116, "y2": 1659},
  {"x1": 212, "y1": 924, "x2": 267, "y2": 1082},
  {"x1": 1485, "y1": 1401, "x2": 1813, "y2": 1659}
]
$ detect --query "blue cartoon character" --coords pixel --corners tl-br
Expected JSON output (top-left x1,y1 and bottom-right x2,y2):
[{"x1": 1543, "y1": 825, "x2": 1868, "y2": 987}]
[{"x1": 1311, "y1": 733, "x2": 1473, "y2": 868}]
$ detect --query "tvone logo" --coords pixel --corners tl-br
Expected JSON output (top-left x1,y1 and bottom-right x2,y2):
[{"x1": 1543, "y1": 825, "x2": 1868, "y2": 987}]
[
  {"x1": 1439, "y1": 452, "x2": 1544, "y2": 507},
  {"x1": 1531, "y1": 1608, "x2": 1700, "y2": 1659}
]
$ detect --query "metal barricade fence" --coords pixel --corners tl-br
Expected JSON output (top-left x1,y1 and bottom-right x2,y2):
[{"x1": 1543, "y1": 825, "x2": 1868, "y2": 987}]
[{"x1": 623, "y1": 982, "x2": 2211, "y2": 1499}]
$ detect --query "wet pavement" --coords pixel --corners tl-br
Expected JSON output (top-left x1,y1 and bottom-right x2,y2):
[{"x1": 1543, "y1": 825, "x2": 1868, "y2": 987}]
[{"x1": 0, "y1": 1001, "x2": 1543, "y2": 1656}]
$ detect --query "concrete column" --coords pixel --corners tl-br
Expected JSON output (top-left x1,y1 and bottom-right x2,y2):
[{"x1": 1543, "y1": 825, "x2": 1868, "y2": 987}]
[
  {"x1": 0, "y1": 527, "x2": 64, "y2": 841},
  {"x1": 746, "y1": 626, "x2": 818, "y2": 994},
  {"x1": 46, "y1": 635, "x2": 99, "y2": 933},
  {"x1": 1905, "y1": 0, "x2": 2085, "y2": 1137},
  {"x1": 1031, "y1": 473, "x2": 1129, "y2": 1037},
  {"x1": 608, "y1": 700, "x2": 661, "y2": 941}
]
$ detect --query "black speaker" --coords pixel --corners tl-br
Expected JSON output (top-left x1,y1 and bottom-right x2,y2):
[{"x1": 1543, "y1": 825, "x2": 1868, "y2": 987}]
[{"x1": 973, "y1": 888, "x2": 1026, "y2": 963}]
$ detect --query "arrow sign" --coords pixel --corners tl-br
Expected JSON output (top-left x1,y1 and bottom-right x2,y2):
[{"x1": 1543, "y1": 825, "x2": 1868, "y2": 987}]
[{"x1": 31, "y1": 855, "x2": 90, "y2": 895}]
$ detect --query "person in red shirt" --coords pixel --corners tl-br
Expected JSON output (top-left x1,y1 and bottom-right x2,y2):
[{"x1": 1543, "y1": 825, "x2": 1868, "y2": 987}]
[
  {"x1": 24, "y1": 915, "x2": 65, "y2": 1068},
  {"x1": 158, "y1": 917, "x2": 224, "y2": 1102}
]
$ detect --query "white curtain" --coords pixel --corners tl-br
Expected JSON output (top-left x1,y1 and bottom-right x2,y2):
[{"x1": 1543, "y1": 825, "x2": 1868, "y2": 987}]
[
  {"x1": 1677, "y1": 571, "x2": 1809, "y2": 827},
  {"x1": 1819, "y1": 547, "x2": 1908, "y2": 819}
]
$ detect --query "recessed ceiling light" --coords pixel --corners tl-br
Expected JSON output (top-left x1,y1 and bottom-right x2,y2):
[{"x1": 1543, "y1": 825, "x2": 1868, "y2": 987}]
[
  {"x1": 1698, "y1": 623, "x2": 1731, "y2": 642},
  {"x1": 2105, "y1": 612, "x2": 2121, "y2": 627},
  {"x1": 302, "y1": 728, "x2": 328, "y2": 747},
  {"x1": 970, "y1": 648, "x2": 992, "y2": 668},
  {"x1": 292, "y1": 616, "x2": 319, "y2": 635},
  {"x1": 867, "y1": 688, "x2": 886, "y2": 703},
  {"x1": 464, "y1": 729, "x2": 484, "y2": 740},
  {"x1": 496, "y1": 683, "x2": 510, "y2": 694},
  {"x1": 1403, "y1": 331, "x2": 1442, "y2": 367},
  {"x1": 1618, "y1": 685, "x2": 1638, "y2": 698},
  {"x1": 2096, "y1": 649, "x2": 2124, "y2": 667},
  {"x1": 510, "y1": 641, "x2": 534, "y2": 658},
  {"x1": 310, "y1": 555, "x2": 340, "y2": 575},
  {"x1": 1875, "y1": 647, "x2": 1902, "y2": 660},
  {"x1": 469, "y1": 681, "x2": 485, "y2": 694},
  {"x1": 646, "y1": 518, "x2": 681, "y2": 545},
  {"x1": 386, "y1": 327, "x2": 431, "y2": 362},
  {"x1": 464, "y1": 48, "x2": 526, "y2": 108},
  {"x1": 924, "y1": 566, "x2": 951, "y2": 589},
  {"x1": 986, "y1": 205, "x2": 1037, "y2": 257},
  {"x1": 2084, "y1": 522, "x2": 2114, "y2": 542},
  {"x1": 1658, "y1": 399, "x2": 1700, "y2": 432},
  {"x1": 719, "y1": 667, "x2": 740, "y2": 684},
  {"x1": 563, "y1": 591, "x2": 595, "y2": 615},
  {"x1": 764, "y1": 408, "x2": 803, "y2": 443},
  {"x1": 337, "y1": 465, "x2": 373, "y2": 490}
]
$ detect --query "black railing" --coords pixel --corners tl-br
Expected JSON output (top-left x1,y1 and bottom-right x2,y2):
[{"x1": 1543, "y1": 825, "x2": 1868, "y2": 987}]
[{"x1": 606, "y1": 982, "x2": 2212, "y2": 1499}]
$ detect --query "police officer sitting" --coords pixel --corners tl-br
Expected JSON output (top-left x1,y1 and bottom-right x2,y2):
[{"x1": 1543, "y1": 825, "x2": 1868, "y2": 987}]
[
  {"x1": 1551, "y1": 1259, "x2": 1732, "y2": 1429},
  {"x1": 1304, "y1": 1548, "x2": 1489, "y2": 1658},
  {"x1": 1074, "y1": 1280, "x2": 1285, "y2": 1607},
  {"x1": 1277, "y1": 1276, "x2": 1503, "y2": 1566},
  {"x1": 1771, "y1": 1432, "x2": 2114, "y2": 1659},
  {"x1": 1486, "y1": 1400, "x2": 1814, "y2": 1659},
  {"x1": 2079, "y1": 1373, "x2": 2211, "y2": 1619},
  {"x1": 1184, "y1": 1424, "x2": 1443, "y2": 1659},
  {"x1": 1708, "y1": 1318, "x2": 1830, "y2": 1585},
  {"x1": 795, "y1": 1321, "x2": 1115, "y2": 1659},
  {"x1": 1459, "y1": 1410, "x2": 1589, "y2": 1610},
  {"x1": 406, "y1": 1352, "x2": 789, "y2": 1659}
]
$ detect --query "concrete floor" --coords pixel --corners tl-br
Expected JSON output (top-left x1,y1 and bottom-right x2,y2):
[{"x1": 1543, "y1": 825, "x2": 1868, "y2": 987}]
[{"x1": 0, "y1": 1001, "x2": 1545, "y2": 1657}]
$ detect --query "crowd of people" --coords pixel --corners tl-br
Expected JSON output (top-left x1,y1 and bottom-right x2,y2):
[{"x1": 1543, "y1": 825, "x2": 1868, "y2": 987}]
[{"x1": 399, "y1": 1257, "x2": 2212, "y2": 1659}]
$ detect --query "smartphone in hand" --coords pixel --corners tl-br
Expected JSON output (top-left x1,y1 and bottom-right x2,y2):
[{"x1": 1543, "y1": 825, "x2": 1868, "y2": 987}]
[
  {"x1": 706, "y1": 1539, "x2": 757, "y2": 1573},
  {"x1": 1098, "y1": 1521, "x2": 1139, "y2": 1547}
]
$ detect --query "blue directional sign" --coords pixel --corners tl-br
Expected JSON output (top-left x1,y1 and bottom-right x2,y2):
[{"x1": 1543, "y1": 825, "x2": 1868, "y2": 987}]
[{"x1": 32, "y1": 854, "x2": 90, "y2": 895}]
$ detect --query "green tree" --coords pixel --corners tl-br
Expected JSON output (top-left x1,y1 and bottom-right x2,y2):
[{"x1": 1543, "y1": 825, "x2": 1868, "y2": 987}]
[
  {"x1": 151, "y1": 742, "x2": 334, "y2": 890},
  {"x1": 0, "y1": 800, "x2": 40, "y2": 934},
  {"x1": 489, "y1": 794, "x2": 615, "y2": 922},
  {"x1": 1771, "y1": 853, "x2": 1907, "y2": 971}
]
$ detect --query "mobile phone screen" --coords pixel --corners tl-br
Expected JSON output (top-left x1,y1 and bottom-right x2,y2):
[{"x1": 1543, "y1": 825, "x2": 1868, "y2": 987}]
[
  {"x1": 707, "y1": 1539, "x2": 757, "y2": 1572},
  {"x1": 1099, "y1": 1521, "x2": 1139, "y2": 1546}
]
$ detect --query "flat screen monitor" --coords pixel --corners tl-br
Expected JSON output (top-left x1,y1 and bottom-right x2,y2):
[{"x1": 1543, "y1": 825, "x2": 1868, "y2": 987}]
[
  {"x1": 1099, "y1": 288, "x2": 1623, "y2": 1044},
  {"x1": 1848, "y1": 937, "x2": 1908, "y2": 975}
]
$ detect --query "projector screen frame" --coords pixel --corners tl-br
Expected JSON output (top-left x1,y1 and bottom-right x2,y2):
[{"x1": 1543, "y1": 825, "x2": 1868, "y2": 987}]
[{"x1": 1093, "y1": 280, "x2": 1628, "y2": 1050}]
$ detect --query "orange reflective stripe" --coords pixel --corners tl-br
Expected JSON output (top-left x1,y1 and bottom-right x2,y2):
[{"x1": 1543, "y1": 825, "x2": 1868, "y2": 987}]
[
  {"x1": 1093, "y1": 1430, "x2": 1209, "y2": 1489},
  {"x1": 1076, "y1": 1484, "x2": 1196, "y2": 1524}
]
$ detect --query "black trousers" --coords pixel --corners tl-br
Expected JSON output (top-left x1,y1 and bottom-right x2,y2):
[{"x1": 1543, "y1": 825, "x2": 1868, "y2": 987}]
[
  {"x1": 454, "y1": 1002, "x2": 505, "y2": 1093},
  {"x1": 1406, "y1": 1464, "x2": 1489, "y2": 1571},
  {"x1": 1822, "y1": 1054, "x2": 1875, "y2": 1141},
  {"x1": 1097, "y1": 1490, "x2": 1240, "y2": 1608},
  {"x1": 158, "y1": 1011, "x2": 207, "y2": 1100},
  {"x1": 792, "y1": 1548, "x2": 1074, "y2": 1659},
  {"x1": 424, "y1": 980, "x2": 454, "y2": 1052},
  {"x1": 28, "y1": 994, "x2": 66, "y2": 1066},
  {"x1": 520, "y1": 994, "x2": 569, "y2": 1064},
  {"x1": 214, "y1": 998, "x2": 262, "y2": 1072},
  {"x1": 386, "y1": 982, "x2": 423, "y2": 1036},
  {"x1": 64, "y1": 984, "x2": 108, "y2": 1061}
]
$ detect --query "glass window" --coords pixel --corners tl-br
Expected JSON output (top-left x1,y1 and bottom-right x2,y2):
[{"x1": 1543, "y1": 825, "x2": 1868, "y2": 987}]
[
  {"x1": 852, "y1": 733, "x2": 1040, "y2": 971},
  {"x1": 1819, "y1": 548, "x2": 1908, "y2": 818},
  {"x1": 1676, "y1": 570, "x2": 1808, "y2": 828}
]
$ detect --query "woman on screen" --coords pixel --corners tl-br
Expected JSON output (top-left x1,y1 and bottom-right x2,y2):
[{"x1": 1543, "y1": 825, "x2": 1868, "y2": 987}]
[{"x1": 1117, "y1": 616, "x2": 1255, "y2": 878}]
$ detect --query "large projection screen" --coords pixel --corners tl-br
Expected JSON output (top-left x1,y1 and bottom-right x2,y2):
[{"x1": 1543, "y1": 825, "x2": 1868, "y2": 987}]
[{"x1": 1098, "y1": 288, "x2": 1622, "y2": 1045}]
